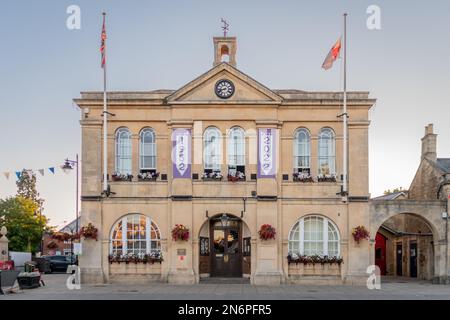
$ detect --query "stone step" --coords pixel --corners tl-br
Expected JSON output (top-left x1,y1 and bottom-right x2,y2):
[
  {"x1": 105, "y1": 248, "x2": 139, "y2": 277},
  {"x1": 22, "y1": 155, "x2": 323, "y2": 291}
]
[{"x1": 200, "y1": 277, "x2": 250, "y2": 284}]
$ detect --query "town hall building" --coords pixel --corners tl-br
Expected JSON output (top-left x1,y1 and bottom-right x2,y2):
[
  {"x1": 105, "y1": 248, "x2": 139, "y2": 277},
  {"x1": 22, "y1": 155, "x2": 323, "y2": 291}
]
[{"x1": 75, "y1": 34, "x2": 380, "y2": 285}]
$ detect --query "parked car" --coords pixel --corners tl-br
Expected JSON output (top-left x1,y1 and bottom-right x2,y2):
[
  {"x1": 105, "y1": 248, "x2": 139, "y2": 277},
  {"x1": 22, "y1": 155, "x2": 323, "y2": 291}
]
[{"x1": 42, "y1": 255, "x2": 77, "y2": 273}]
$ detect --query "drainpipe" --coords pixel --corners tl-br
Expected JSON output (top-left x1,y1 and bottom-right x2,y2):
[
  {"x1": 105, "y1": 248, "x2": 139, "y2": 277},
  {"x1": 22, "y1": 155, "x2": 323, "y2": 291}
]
[{"x1": 438, "y1": 173, "x2": 450, "y2": 284}]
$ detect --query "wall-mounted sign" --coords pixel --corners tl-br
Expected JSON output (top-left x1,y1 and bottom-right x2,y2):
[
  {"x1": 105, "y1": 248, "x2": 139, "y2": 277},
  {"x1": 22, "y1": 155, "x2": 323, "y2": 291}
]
[
  {"x1": 73, "y1": 243, "x2": 82, "y2": 255},
  {"x1": 177, "y1": 248, "x2": 187, "y2": 261},
  {"x1": 172, "y1": 129, "x2": 191, "y2": 179},
  {"x1": 257, "y1": 128, "x2": 277, "y2": 178}
]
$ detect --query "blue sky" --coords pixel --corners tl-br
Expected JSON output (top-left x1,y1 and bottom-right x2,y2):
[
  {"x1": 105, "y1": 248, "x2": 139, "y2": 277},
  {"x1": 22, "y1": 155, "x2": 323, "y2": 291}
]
[{"x1": 1, "y1": 1, "x2": 449, "y2": 226}]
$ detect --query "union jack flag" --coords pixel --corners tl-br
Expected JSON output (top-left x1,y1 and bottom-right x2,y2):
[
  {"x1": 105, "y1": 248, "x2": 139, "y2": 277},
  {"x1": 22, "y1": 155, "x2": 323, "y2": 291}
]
[{"x1": 100, "y1": 13, "x2": 106, "y2": 68}]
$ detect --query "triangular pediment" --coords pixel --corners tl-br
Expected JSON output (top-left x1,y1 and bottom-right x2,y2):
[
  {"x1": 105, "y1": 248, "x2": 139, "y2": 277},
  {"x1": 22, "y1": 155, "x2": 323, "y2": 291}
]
[{"x1": 166, "y1": 63, "x2": 283, "y2": 104}]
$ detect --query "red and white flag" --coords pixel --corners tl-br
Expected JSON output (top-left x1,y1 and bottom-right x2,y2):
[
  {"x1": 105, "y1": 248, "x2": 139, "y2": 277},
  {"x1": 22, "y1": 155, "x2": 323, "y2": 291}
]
[
  {"x1": 100, "y1": 14, "x2": 107, "y2": 68},
  {"x1": 322, "y1": 37, "x2": 341, "y2": 70}
]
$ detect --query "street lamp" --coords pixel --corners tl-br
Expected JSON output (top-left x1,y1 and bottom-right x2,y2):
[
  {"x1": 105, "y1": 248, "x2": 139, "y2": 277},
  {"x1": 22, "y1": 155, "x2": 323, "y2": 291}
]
[
  {"x1": 61, "y1": 154, "x2": 79, "y2": 234},
  {"x1": 220, "y1": 213, "x2": 230, "y2": 228}
]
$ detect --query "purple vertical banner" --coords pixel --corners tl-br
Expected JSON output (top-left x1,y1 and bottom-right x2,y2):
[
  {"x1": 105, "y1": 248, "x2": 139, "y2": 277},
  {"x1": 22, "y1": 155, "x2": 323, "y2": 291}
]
[
  {"x1": 172, "y1": 128, "x2": 191, "y2": 179},
  {"x1": 257, "y1": 128, "x2": 277, "y2": 178}
]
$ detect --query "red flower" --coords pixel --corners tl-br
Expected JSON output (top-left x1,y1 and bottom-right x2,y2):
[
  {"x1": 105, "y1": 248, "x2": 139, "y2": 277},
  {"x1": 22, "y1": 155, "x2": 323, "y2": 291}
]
[
  {"x1": 352, "y1": 225, "x2": 370, "y2": 244},
  {"x1": 172, "y1": 224, "x2": 189, "y2": 241},
  {"x1": 258, "y1": 224, "x2": 276, "y2": 240},
  {"x1": 79, "y1": 223, "x2": 98, "y2": 241}
]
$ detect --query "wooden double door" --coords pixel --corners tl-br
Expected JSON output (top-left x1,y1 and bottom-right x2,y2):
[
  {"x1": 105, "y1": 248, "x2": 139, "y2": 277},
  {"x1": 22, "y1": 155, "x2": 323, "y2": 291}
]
[{"x1": 210, "y1": 218, "x2": 242, "y2": 277}]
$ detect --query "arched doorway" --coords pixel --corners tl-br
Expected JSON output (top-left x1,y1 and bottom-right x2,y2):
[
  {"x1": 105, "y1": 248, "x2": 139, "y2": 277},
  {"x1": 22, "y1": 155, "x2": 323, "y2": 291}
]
[
  {"x1": 198, "y1": 214, "x2": 250, "y2": 278},
  {"x1": 375, "y1": 213, "x2": 434, "y2": 280}
]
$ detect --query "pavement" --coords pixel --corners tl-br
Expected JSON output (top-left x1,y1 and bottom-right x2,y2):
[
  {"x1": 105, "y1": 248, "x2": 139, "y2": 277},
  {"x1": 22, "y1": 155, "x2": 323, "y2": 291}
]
[{"x1": 1, "y1": 273, "x2": 450, "y2": 300}]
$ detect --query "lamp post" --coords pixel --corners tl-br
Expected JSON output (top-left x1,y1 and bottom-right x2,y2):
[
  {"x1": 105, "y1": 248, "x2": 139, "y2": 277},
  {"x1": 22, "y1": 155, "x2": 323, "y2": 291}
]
[{"x1": 61, "y1": 154, "x2": 79, "y2": 234}]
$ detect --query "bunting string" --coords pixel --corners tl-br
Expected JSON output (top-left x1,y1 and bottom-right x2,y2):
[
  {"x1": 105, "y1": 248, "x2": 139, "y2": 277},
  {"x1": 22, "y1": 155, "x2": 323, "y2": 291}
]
[{"x1": 1, "y1": 164, "x2": 72, "y2": 181}]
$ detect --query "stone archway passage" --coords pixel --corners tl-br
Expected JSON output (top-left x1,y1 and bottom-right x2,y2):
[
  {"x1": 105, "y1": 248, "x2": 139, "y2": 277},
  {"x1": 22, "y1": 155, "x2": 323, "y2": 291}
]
[
  {"x1": 370, "y1": 200, "x2": 447, "y2": 283},
  {"x1": 376, "y1": 213, "x2": 433, "y2": 279}
]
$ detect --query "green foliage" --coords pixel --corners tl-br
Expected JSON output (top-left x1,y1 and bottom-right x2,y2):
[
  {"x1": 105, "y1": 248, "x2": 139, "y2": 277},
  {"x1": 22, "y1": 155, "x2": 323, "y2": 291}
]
[
  {"x1": 0, "y1": 196, "x2": 48, "y2": 252},
  {"x1": 16, "y1": 169, "x2": 44, "y2": 213},
  {"x1": 383, "y1": 187, "x2": 404, "y2": 195}
]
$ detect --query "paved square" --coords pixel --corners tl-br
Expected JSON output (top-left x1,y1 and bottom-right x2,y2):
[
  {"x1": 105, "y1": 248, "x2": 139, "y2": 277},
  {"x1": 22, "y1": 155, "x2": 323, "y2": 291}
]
[{"x1": 1, "y1": 274, "x2": 450, "y2": 300}]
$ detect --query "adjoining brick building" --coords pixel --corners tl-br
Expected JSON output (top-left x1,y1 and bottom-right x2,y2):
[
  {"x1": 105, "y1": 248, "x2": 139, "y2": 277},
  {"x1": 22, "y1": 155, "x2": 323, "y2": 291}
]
[{"x1": 42, "y1": 218, "x2": 80, "y2": 256}]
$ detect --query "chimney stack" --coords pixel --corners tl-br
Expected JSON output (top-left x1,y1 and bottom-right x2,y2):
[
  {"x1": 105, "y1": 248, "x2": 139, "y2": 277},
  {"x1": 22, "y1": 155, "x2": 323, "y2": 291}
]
[{"x1": 421, "y1": 123, "x2": 437, "y2": 162}]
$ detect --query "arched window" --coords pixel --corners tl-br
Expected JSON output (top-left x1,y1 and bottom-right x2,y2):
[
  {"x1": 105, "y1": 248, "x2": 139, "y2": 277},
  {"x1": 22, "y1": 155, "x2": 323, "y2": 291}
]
[
  {"x1": 110, "y1": 214, "x2": 161, "y2": 257},
  {"x1": 203, "y1": 127, "x2": 222, "y2": 172},
  {"x1": 115, "y1": 128, "x2": 132, "y2": 175},
  {"x1": 227, "y1": 127, "x2": 245, "y2": 178},
  {"x1": 139, "y1": 128, "x2": 156, "y2": 173},
  {"x1": 293, "y1": 128, "x2": 310, "y2": 174},
  {"x1": 289, "y1": 216, "x2": 340, "y2": 257},
  {"x1": 318, "y1": 128, "x2": 335, "y2": 175}
]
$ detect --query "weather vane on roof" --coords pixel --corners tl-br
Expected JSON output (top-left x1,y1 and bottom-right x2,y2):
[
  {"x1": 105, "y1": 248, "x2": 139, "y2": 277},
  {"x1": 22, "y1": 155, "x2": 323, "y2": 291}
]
[{"x1": 221, "y1": 18, "x2": 229, "y2": 37}]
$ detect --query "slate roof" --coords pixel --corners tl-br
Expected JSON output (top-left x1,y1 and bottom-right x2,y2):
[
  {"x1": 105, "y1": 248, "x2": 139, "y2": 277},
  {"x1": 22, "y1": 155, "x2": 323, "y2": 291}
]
[
  {"x1": 372, "y1": 191, "x2": 407, "y2": 200},
  {"x1": 436, "y1": 158, "x2": 450, "y2": 173}
]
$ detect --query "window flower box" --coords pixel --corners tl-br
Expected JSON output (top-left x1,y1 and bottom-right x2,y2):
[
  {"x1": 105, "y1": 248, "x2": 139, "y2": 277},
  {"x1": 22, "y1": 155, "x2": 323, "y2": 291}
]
[
  {"x1": 227, "y1": 171, "x2": 245, "y2": 182},
  {"x1": 111, "y1": 173, "x2": 133, "y2": 182},
  {"x1": 138, "y1": 172, "x2": 159, "y2": 181},
  {"x1": 317, "y1": 174, "x2": 337, "y2": 183},
  {"x1": 201, "y1": 171, "x2": 223, "y2": 181},
  {"x1": 108, "y1": 252, "x2": 163, "y2": 265},
  {"x1": 287, "y1": 253, "x2": 343, "y2": 266},
  {"x1": 293, "y1": 172, "x2": 314, "y2": 182}
]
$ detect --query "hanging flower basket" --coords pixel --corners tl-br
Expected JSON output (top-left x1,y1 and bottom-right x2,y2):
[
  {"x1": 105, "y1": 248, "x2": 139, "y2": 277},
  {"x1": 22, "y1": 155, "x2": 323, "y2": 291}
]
[
  {"x1": 258, "y1": 224, "x2": 276, "y2": 240},
  {"x1": 171, "y1": 224, "x2": 190, "y2": 241},
  {"x1": 79, "y1": 223, "x2": 98, "y2": 241},
  {"x1": 352, "y1": 225, "x2": 370, "y2": 244}
]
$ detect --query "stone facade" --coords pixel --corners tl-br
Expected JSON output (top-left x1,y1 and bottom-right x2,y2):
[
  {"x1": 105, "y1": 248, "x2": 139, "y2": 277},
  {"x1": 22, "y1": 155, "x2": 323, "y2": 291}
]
[
  {"x1": 74, "y1": 36, "x2": 376, "y2": 285},
  {"x1": 370, "y1": 124, "x2": 450, "y2": 284}
]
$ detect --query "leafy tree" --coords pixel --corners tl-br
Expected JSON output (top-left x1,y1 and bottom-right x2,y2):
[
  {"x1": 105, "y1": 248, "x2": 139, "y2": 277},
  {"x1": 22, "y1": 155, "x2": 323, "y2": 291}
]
[
  {"x1": 0, "y1": 196, "x2": 48, "y2": 252},
  {"x1": 16, "y1": 169, "x2": 44, "y2": 214}
]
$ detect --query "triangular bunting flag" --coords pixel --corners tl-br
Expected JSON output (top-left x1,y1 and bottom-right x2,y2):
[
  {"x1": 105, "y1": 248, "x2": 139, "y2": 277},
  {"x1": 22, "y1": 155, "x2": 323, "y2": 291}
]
[
  {"x1": 15, "y1": 171, "x2": 21, "y2": 179},
  {"x1": 3, "y1": 172, "x2": 10, "y2": 180},
  {"x1": 49, "y1": 167, "x2": 55, "y2": 174},
  {"x1": 38, "y1": 169, "x2": 45, "y2": 176}
]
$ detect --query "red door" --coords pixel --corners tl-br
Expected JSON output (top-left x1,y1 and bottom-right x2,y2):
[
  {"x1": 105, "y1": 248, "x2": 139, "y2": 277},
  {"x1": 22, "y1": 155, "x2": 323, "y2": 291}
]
[{"x1": 375, "y1": 232, "x2": 387, "y2": 275}]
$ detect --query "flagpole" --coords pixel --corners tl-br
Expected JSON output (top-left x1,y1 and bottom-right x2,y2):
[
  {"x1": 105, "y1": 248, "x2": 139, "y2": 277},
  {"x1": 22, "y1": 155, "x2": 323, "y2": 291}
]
[
  {"x1": 102, "y1": 12, "x2": 108, "y2": 194},
  {"x1": 342, "y1": 13, "x2": 348, "y2": 199}
]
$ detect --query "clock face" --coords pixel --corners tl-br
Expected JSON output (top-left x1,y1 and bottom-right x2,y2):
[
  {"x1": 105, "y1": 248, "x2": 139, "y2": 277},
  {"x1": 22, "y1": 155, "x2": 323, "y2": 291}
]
[{"x1": 215, "y1": 79, "x2": 235, "y2": 99}]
